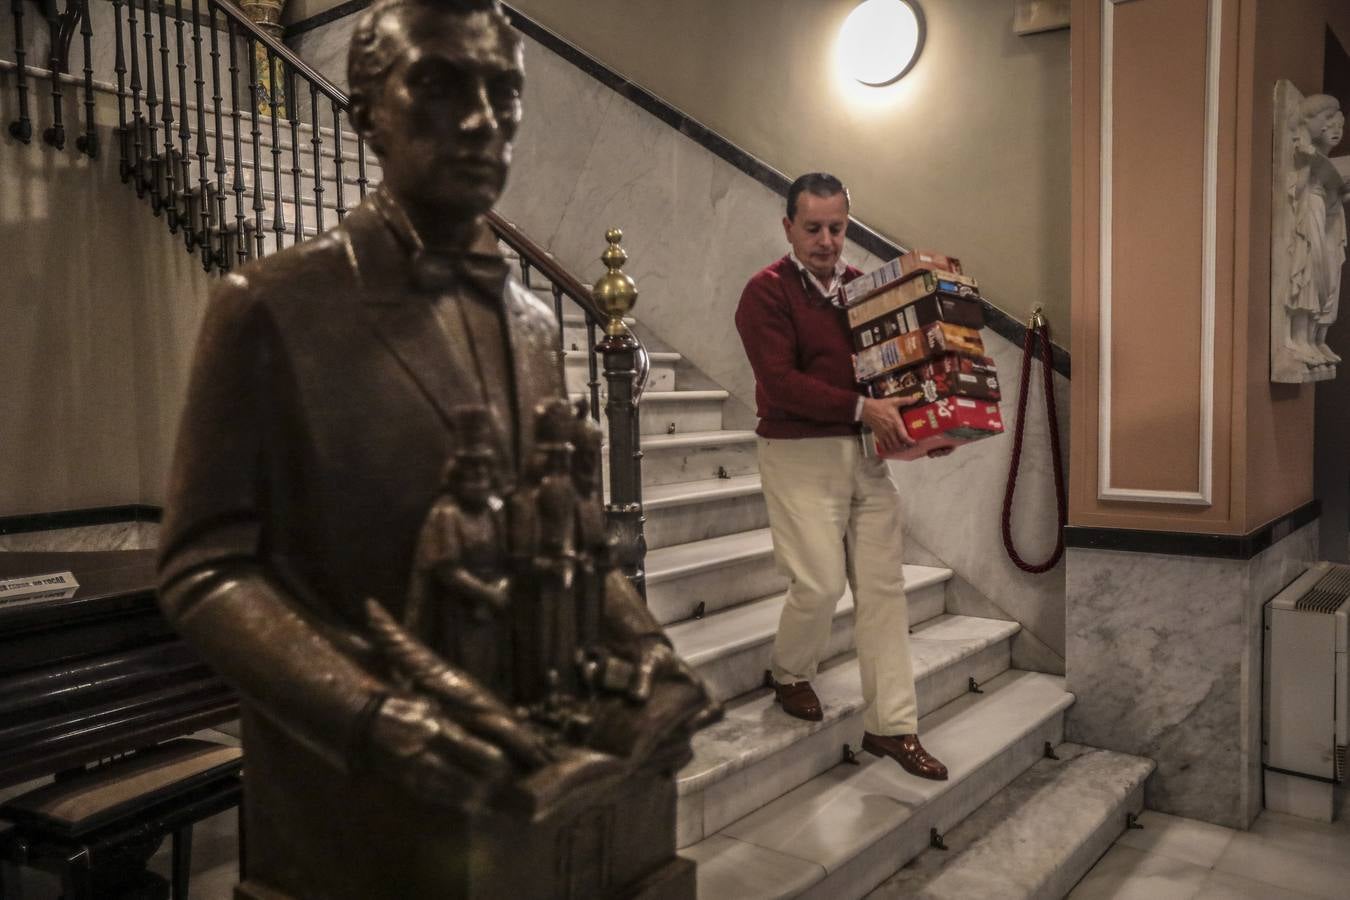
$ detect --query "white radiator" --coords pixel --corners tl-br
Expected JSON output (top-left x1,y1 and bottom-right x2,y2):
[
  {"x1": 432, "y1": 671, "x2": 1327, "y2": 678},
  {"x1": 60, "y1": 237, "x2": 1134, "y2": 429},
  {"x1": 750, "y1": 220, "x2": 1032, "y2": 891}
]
[{"x1": 1264, "y1": 562, "x2": 1349, "y2": 785}]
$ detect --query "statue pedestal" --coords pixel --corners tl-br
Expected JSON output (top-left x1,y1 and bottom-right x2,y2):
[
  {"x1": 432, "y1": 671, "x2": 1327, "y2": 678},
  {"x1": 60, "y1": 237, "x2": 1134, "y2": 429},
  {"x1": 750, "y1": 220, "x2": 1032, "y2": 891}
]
[{"x1": 232, "y1": 709, "x2": 694, "y2": 900}]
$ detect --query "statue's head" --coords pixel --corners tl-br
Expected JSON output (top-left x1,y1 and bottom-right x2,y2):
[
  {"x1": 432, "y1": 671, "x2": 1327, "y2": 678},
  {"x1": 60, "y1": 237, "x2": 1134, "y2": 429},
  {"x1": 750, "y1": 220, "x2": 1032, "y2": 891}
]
[
  {"x1": 348, "y1": 0, "x2": 523, "y2": 221},
  {"x1": 1298, "y1": 94, "x2": 1344, "y2": 153}
]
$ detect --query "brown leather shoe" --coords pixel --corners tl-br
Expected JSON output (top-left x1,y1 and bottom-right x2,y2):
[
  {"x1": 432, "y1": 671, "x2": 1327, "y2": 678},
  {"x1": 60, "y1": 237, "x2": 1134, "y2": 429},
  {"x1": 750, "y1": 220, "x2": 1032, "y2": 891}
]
[
  {"x1": 771, "y1": 678, "x2": 823, "y2": 722},
  {"x1": 862, "y1": 732, "x2": 949, "y2": 781}
]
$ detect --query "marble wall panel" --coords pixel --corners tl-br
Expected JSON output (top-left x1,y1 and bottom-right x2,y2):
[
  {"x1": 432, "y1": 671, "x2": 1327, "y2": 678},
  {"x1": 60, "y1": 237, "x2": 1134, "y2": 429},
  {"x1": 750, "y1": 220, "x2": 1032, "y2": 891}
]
[
  {"x1": 1066, "y1": 522, "x2": 1319, "y2": 828},
  {"x1": 889, "y1": 330, "x2": 1071, "y2": 668}
]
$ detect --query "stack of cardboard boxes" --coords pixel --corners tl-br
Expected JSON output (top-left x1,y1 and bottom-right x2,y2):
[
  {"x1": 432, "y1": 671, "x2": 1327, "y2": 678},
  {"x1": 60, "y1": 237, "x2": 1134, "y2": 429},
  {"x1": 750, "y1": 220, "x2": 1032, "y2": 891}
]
[{"x1": 846, "y1": 250, "x2": 1005, "y2": 460}]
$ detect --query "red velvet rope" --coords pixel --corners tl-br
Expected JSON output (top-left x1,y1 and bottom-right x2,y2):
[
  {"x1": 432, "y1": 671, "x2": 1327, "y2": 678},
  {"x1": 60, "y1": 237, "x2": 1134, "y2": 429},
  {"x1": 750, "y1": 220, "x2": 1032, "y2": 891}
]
[{"x1": 1001, "y1": 314, "x2": 1067, "y2": 574}]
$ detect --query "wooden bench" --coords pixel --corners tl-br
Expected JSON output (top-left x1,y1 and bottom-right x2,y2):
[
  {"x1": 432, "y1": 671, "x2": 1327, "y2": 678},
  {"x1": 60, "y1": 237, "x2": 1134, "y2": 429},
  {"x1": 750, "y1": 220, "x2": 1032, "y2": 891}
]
[{"x1": 0, "y1": 738, "x2": 242, "y2": 899}]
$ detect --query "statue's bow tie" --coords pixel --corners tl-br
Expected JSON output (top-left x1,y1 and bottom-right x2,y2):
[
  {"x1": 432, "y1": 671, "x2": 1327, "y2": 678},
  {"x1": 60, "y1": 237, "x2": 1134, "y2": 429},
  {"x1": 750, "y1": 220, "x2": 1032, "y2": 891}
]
[{"x1": 412, "y1": 250, "x2": 507, "y2": 294}]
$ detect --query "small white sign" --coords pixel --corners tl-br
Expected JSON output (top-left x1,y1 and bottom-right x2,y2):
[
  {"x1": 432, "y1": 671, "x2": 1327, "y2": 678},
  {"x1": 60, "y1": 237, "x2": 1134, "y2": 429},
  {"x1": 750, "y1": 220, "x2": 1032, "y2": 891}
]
[{"x1": 0, "y1": 571, "x2": 80, "y2": 604}]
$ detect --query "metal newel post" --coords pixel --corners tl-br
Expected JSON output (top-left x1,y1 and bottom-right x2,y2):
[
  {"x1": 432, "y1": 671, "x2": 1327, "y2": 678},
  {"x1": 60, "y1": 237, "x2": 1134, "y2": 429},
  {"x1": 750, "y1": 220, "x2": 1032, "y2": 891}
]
[{"x1": 593, "y1": 228, "x2": 647, "y2": 598}]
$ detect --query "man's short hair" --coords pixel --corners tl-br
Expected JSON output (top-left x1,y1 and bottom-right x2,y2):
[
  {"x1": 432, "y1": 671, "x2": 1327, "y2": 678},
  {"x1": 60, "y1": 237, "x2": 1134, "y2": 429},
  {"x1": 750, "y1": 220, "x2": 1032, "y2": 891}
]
[
  {"x1": 786, "y1": 173, "x2": 850, "y2": 221},
  {"x1": 348, "y1": 0, "x2": 513, "y2": 102}
]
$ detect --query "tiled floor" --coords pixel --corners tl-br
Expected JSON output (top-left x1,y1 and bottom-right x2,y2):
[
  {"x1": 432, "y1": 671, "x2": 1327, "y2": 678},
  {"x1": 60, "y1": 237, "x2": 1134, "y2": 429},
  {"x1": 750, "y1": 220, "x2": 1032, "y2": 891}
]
[{"x1": 1068, "y1": 802, "x2": 1350, "y2": 900}]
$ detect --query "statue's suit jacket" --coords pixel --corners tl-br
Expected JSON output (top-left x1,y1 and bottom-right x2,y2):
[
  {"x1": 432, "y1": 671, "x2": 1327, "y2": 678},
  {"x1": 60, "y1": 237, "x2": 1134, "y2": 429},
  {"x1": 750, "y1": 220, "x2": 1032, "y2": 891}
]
[{"x1": 157, "y1": 195, "x2": 590, "y2": 895}]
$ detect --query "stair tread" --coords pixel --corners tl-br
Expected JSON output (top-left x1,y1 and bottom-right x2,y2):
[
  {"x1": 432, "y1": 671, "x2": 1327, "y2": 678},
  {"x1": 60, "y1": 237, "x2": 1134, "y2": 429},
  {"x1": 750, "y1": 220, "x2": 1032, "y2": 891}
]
[
  {"x1": 869, "y1": 743, "x2": 1154, "y2": 899},
  {"x1": 562, "y1": 313, "x2": 635, "y2": 325},
  {"x1": 684, "y1": 670, "x2": 1073, "y2": 892},
  {"x1": 634, "y1": 389, "x2": 729, "y2": 402},
  {"x1": 564, "y1": 349, "x2": 680, "y2": 362},
  {"x1": 677, "y1": 614, "x2": 1022, "y2": 797},
  {"x1": 665, "y1": 564, "x2": 954, "y2": 666},
  {"x1": 639, "y1": 429, "x2": 758, "y2": 450},
  {"x1": 644, "y1": 475, "x2": 762, "y2": 510},
  {"x1": 646, "y1": 528, "x2": 775, "y2": 583}
]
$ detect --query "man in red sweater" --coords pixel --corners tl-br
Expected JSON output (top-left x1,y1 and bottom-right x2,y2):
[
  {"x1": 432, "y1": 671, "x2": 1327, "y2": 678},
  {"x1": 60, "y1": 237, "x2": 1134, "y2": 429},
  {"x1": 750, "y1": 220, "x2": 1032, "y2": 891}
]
[{"x1": 734, "y1": 173, "x2": 947, "y2": 780}]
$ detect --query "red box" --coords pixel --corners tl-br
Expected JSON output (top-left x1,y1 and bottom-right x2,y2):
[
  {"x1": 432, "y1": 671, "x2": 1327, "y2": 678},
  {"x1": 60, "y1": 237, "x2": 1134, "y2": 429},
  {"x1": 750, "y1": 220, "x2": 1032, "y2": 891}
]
[
  {"x1": 865, "y1": 430, "x2": 974, "y2": 461},
  {"x1": 902, "y1": 397, "x2": 1004, "y2": 442},
  {"x1": 868, "y1": 365, "x2": 1001, "y2": 406}
]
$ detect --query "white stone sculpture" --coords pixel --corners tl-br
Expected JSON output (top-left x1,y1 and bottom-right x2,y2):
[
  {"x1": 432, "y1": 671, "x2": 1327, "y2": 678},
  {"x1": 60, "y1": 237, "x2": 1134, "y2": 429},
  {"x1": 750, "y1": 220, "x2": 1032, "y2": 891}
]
[{"x1": 1272, "y1": 81, "x2": 1349, "y2": 383}]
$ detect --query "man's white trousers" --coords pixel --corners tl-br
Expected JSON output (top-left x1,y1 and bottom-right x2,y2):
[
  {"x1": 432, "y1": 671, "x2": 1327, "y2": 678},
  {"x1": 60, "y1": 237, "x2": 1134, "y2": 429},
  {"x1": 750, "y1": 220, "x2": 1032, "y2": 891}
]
[{"x1": 757, "y1": 434, "x2": 919, "y2": 735}]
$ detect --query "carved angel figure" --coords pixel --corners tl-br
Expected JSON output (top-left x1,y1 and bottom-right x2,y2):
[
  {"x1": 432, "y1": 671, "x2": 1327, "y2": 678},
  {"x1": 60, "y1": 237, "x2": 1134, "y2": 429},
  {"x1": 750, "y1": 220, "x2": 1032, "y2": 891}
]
[{"x1": 1286, "y1": 93, "x2": 1349, "y2": 366}]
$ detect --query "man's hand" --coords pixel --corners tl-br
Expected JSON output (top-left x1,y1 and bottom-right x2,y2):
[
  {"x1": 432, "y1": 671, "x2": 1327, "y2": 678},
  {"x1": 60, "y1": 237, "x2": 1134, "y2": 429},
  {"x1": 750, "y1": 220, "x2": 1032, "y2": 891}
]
[
  {"x1": 365, "y1": 695, "x2": 513, "y2": 810},
  {"x1": 860, "y1": 397, "x2": 915, "y2": 453}
]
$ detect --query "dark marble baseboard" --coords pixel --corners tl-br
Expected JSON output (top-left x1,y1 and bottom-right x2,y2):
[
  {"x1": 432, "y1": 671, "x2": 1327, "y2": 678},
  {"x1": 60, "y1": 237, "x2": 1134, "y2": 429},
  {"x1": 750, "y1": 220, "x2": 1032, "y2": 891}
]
[
  {"x1": 1064, "y1": 500, "x2": 1321, "y2": 560},
  {"x1": 0, "y1": 505, "x2": 164, "y2": 536},
  {"x1": 285, "y1": 1, "x2": 1071, "y2": 379}
]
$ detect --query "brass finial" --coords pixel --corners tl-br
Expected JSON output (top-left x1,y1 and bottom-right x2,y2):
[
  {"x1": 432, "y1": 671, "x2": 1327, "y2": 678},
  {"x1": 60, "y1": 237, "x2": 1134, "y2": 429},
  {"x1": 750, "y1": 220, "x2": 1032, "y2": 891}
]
[
  {"x1": 1030, "y1": 305, "x2": 1047, "y2": 330},
  {"x1": 593, "y1": 228, "x2": 638, "y2": 338}
]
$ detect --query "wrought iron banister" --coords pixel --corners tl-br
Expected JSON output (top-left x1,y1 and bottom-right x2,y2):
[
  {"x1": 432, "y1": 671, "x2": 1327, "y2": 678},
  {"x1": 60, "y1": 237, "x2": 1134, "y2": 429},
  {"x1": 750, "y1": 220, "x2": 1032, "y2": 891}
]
[{"x1": 4, "y1": 0, "x2": 651, "y2": 590}]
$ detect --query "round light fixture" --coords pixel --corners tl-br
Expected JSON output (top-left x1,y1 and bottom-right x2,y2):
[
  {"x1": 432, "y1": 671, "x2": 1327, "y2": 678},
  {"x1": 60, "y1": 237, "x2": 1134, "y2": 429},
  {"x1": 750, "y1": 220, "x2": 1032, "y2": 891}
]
[{"x1": 838, "y1": 0, "x2": 925, "y2": 86}]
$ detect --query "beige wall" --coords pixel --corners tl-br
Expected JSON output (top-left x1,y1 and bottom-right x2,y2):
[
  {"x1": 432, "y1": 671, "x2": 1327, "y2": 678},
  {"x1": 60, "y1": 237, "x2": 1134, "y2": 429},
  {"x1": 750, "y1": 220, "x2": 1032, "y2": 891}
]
[
  {"x1": 1070, "y1": 0, "x2": 1345, "y2": 535},
  {"x1": 0, "y1": 77, "x2": 212, "y2": 516},
  {"x1": 470, "y1": 0, "x2": 1071, "y2": 344}
]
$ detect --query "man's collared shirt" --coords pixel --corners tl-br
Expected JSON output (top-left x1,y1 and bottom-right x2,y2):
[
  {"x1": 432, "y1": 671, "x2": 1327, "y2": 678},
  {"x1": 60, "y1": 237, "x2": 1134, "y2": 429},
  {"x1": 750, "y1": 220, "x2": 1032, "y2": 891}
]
[{"x1": 788, "y1": 250, "x2": 848, "y2": 309}]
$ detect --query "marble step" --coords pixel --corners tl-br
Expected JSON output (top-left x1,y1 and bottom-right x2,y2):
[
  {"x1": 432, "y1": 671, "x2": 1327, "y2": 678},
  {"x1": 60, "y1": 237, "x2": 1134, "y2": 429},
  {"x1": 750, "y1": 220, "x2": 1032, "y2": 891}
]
[
  {"x1": 676, "y1": 614, "x2": 1022, "y2": 849},
  {"x1": 684, "y1": 670, "x2": 1075, "y2": 900},
  {"x1": 572, "y1": 388, "x2": 724, "y2": 436},
  {"x1": 641, "y1": 474, "x2": 766, "y2": 550},
  {"x1": 560, "y1": 313, "x2": 636, "y2": 351},
  {"x1": 666, "y1": 565, "x2": 952, "y2": 702},
  {"x1": 646, "y1": 528, "x2": 782, "y2": 626},
  {"x1": 868, "y1": 743, "x2": 1154, "y2": 899},
  {"x1": 634, "y1": 429, "x2": 760, "y2": 487},
  {"x1": 565, "y1": 349, "x2": 680, "y2": 395},
  {"x1": 568, "y1": 388, "x2": 726, "y2": 435}
]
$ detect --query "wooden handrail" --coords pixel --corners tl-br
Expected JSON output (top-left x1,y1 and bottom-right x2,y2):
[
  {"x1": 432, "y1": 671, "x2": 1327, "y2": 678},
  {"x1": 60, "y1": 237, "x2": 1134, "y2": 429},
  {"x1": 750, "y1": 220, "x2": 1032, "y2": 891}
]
[{"x1": 486, "y1": 211, "x2": 600, "y2": 328}]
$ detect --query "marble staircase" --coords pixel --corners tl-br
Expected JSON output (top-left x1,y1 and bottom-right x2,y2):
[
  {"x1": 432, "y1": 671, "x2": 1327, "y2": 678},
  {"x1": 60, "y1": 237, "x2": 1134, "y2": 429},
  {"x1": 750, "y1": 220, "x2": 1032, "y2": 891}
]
[{"x1": 547, "y1": 286, "x2": 1155, "y2": 899}]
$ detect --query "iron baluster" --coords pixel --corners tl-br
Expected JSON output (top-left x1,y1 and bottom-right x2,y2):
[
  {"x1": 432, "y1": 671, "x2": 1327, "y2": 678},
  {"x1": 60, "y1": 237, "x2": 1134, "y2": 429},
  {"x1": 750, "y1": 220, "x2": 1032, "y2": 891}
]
[
  {"x1": 43, "y1": 3, "x2": 65, "y2": 149},
  {"x1": 8, "y1": 0, "x2": 32, "y2": 143},
  {"x1": 212, "y1": 25, "x2": 228, "y2": 270},
  {"x1": 310, "y1": 83, "x2": 323, "y2": 234},
  {"x1": 356, "y1": 133, "x2": 367, "y2": 199},
  {"x1": 330, "y1": 99, "x2": 346, "y2": 221},
  {"x1": 158, "y1": 0, "x2": 179, "y2": 231},
  {"x1": 586, "y1": 317, "x2": 600, "y2": 423},
  {"x1": 191, "y1": 0, "x2": 208, "y2": 255},
  {"x1": 112, "y1": 0, "x2": 129, "y2": 174},
  {"x1": 141, "y1": 0, "x2": 160, "y2": 214},
  {"x1": 75, "y1": 0, "x2": 97, "y2": 157},
  {"x1": 174, "y1": 0, "x2": 191, "y2": 233},
  {"x1": 126, "y1": 0, "x2": 143, "y2": 194},
  {"x1": 552, "y1": 282, "x2": 564, "y2": 346},
  {"x1": 205, "y1": 2, "x2": 224, "y2": 269},
  {"x1": 227, "y1": 18, "x2": 246, "y2": 266},
  {"x1": 246, "y1": 35, "x2": 264, "y2": 258},
  {"x1": 267, "y1": 46, "x2": 284, "y2": 252},
  {"x1": 287, "y1": 63, "x2": 302, "y2": 246}
]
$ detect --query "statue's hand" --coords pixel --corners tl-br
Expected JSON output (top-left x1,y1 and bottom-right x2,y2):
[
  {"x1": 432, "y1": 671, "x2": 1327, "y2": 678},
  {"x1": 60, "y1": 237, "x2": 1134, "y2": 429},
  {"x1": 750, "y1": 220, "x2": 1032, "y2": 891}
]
[
  {"x1": 365, "y1": 695, "x2": 512, "y2": 810},
  {"x1": 626, "y1": 636, "x2": 704, "y2": 704}
]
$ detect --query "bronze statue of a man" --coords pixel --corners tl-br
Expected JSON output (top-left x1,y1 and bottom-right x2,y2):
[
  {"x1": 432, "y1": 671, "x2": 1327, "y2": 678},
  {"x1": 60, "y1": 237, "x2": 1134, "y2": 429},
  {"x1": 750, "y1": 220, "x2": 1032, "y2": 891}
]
[{"x1": 157, "y1": 1, "x2": 715, "y2": 896}]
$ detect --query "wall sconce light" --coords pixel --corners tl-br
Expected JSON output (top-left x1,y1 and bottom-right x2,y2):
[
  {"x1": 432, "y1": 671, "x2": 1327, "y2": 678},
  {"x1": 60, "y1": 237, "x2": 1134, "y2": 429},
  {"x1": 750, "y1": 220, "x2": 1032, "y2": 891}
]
[{"x1": 838, "y1": 0, "x2": 925, "y2": 86}]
